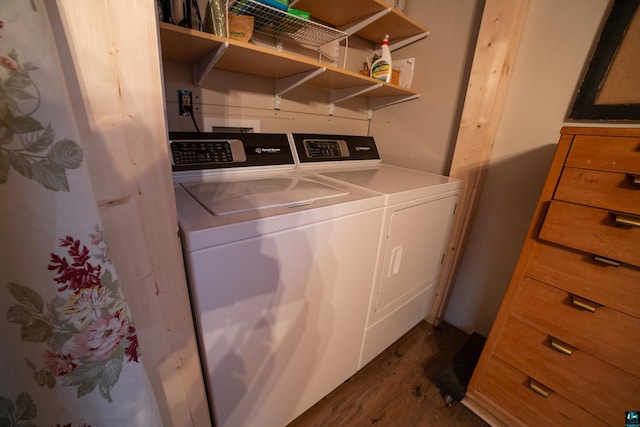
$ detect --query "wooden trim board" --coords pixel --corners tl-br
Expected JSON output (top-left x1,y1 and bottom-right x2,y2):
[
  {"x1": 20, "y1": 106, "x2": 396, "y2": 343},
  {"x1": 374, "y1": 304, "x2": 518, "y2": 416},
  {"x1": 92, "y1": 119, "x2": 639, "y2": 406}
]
[{"x1": 428, "y1": 0, "x2": 532, "y2": 325}]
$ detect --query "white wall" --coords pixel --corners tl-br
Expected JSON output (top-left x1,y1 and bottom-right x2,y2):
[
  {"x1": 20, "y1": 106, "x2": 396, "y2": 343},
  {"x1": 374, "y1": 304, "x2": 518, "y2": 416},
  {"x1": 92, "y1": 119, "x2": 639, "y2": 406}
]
[
  {"x1": 163, "y1": 61, "x2": 372, "y2": 135},
  {"x1": 444, "y1": 0, "x2": 612, "y2": 336},
  {"x1": 371, "y1": 0, "x2": 482, "y2": 175}
]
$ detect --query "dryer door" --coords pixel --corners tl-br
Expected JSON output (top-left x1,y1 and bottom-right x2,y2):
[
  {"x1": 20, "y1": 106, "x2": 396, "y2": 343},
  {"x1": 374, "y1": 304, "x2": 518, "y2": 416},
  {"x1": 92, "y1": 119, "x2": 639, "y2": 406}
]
[{"x1": 375, "y1": 194, "x2": 458, "y2": 312}]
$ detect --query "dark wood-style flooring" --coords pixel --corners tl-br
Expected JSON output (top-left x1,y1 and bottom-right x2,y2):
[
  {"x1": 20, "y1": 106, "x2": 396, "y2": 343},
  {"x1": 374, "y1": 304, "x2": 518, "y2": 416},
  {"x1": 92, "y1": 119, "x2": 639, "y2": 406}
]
[{"x1": 288, "y1": 321, "x2": 489, "y2": 427}]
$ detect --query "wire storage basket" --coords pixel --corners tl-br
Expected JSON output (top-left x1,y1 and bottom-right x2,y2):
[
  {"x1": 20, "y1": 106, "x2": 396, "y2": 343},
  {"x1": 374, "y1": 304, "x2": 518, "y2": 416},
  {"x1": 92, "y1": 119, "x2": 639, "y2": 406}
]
[{"x1": 227, "y1": 0, "x2": 347, "y2": 53}]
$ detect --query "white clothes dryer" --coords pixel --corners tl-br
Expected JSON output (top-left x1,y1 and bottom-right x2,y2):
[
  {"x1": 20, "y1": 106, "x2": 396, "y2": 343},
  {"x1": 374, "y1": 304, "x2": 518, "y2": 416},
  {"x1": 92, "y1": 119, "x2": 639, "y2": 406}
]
[
  {"x1": 171, "y1": 132, "x2": 384, "y2": 427},
  {"x1": 293, "y1": 133, "x2": 462, "y2": 368}
]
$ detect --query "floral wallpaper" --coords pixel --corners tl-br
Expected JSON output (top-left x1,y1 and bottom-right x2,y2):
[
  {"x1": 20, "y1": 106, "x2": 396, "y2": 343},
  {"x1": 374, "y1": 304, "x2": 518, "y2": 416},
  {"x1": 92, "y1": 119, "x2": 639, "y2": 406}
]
[
  {"x1": 0, "y1": 1, "x2": 160, "y2": 425},
  {"x1": 7, "y1": 233, "x2": 139, "y2": 403},
  {"x1": 0, "y1": 48, "x2": 83, "y2": 192}
]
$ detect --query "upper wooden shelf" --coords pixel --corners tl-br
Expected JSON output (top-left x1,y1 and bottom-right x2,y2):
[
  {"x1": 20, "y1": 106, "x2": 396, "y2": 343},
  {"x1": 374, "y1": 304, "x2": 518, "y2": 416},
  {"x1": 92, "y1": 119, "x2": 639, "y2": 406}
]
[
  {"x1": 159, "y1": 1, "x2": 427, "y2": 112},
  {"x1": 290, "y1": 0, "x2": 429, "y2": 46},
  {"x1": 159, "y1": 23, "x2": 420, "y2": 106}
]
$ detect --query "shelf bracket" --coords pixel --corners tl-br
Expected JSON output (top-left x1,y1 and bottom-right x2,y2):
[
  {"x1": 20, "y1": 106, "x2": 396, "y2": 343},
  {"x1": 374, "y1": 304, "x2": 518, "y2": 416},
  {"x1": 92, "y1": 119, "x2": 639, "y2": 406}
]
[
  {"x1": 340, "y1": 9, "x2": 392, "y2": 37},
  {"x1": 328, "y1": 83, "x2": 382, "y2": 115},
  {"x1": 389, "y1": 31, "x2": 430, "y2": 51},
  {"x1": 193, "y1": 42, "x2": 229, "y2": 86},
  {"x1": 275, "y1": 67, "x2": 326, "y2": 109},
  {"x1": 367, "y1": 93, "x2": 421, "y2": 118}
]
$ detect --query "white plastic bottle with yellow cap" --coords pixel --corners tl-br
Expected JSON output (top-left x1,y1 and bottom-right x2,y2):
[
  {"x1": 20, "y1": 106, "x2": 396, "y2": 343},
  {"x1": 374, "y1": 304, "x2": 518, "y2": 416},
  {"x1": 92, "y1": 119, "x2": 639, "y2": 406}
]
[{"x1": 370, "y1": 34, "x2": 392, "y2": 83}]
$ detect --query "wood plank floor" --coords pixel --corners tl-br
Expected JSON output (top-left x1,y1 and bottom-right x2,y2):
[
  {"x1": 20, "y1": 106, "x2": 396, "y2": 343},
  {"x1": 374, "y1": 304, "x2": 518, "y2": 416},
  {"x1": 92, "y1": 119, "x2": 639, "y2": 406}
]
[{"x1": 288, "y1": 321, "x2": 488, "y2": 427}]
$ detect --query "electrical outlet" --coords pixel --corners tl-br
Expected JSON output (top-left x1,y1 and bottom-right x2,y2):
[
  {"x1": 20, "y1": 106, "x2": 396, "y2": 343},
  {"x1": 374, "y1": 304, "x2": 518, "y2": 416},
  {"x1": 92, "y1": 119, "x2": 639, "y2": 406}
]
[{"x1": 178, "y1": 90, "x2": 193, "y2": 116}]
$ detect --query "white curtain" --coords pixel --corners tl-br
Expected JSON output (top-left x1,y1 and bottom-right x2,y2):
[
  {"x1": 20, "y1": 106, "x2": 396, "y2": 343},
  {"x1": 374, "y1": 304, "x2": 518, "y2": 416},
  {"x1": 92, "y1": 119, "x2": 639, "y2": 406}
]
[{"x1": 0, "y1": 1, "x2": 162, "y2": 425}]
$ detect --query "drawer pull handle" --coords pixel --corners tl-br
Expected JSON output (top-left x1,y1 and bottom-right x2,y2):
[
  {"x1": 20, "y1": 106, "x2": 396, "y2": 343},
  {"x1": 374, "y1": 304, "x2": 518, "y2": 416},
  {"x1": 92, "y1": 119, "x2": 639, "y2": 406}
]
[
  {"x1": 612, "y1": 211, "x2": 640, "y2": 228},
  {"x1": 593, "y1": 255, "x2": 621, "y2": 267},
  {"x1": 528, "y1": 378, "x2": 552, "y2": 398},
  {"x1": 549, "y1": 336, "x2": 575, "y2": 355},
  {"x1": 633, "y1": 175, "x2": 640, "y2": 186},
  {"x1": 571, "y1": 294, "x2": 601, "y2": 313}
]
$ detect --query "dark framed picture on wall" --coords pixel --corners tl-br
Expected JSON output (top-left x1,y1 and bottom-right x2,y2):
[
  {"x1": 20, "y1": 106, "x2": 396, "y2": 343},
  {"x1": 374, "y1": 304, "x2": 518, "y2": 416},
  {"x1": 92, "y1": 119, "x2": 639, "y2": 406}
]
[{"x1": 569, "y1": 0, "x2": 640, "y2": 121}]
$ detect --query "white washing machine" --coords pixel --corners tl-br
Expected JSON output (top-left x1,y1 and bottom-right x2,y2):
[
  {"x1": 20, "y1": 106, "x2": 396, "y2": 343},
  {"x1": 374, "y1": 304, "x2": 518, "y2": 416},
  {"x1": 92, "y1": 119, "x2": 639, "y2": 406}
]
[
  {"x1": 293, "y1": 134, "x2": 462, "y2": 368},
  {"x1": 170, "y1": 132, "x2": 384, "y2": 427}
]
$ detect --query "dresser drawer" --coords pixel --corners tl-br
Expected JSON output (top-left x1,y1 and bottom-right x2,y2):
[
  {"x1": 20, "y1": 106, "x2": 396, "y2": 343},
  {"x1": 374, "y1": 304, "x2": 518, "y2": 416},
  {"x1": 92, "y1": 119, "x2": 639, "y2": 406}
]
[
  {"x1": 476, "y1": 355, "x2": 607, "y2": 426},
  {"x1": 566, "y1": 135, "x2": 640, "y2": 175},
  {"x1": 526, "y1": 242, "x2": 640, "y2": 319},
  {"x1": 494, "y1": 316, "x2": 640, "y2": 425},
  {"x1": 539, "y1": 200, "x2": 640, "y2": 268},
  {"x1": 555, "y1": 167, "x2": 640, "y2": 216},
  {"x1": 511, "y1": 277, "x2": 640, "y2": 377}
]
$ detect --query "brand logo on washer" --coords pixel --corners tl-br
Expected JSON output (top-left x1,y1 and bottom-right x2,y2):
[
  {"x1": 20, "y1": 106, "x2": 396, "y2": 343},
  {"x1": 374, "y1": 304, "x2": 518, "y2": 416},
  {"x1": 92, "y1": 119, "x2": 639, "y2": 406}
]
[
  {"x1": 355, "y1": 146, "x2": 371, "y2": 151},
  {"x1": 255, "y1": 147, "x2": 281, "y2": 154}
]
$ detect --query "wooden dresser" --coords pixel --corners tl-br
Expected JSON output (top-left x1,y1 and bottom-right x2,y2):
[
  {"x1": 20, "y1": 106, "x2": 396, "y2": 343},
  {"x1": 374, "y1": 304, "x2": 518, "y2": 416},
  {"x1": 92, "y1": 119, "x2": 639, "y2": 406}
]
[{"x1": 464, "y1": 127, "x2": 640, "y2": 426}]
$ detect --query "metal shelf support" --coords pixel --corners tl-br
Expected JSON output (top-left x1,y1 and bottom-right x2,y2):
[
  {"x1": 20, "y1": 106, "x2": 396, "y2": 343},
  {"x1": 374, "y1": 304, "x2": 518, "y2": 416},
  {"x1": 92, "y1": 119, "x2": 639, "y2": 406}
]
[
  {"x1": 275, "y1": 67, "x2": 326, "y2": 109},
  {"x1": 194, "y1": 42, "x2": 229, "y2": 86},
  {"x1": 340, "y1": 9, "x2": 392, "y2": 37},
  {"x1": 389, "y1": 32, "x2": 430, "y2": 51},
  {"x1": 368, "y1": 93, "x2": 420, "y2": 118},
  {"x1": 329, "y1": 83, "x2": 382, "y2": 115}
]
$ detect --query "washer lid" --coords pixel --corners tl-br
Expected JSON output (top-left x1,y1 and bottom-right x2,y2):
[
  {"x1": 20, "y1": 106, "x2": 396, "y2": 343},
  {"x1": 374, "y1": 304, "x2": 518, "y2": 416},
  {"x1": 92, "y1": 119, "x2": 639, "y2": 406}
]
[{"x1": 182, "y1": 176, "x2": 348, "y2": 216}]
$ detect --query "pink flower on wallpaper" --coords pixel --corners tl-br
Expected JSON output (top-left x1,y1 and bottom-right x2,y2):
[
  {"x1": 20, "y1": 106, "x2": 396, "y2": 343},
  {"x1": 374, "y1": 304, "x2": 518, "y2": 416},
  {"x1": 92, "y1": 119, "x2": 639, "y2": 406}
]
[
  {"x1": 8, "y1": 232, "x2": 141, "y2": 402},
  {"x1": 0, "y1": 55, "x2": 17, "y2": 71},
  {"x1": 44, "y1": 351, "x2": 79, "y2": 376},
  {"x1": 70, "y1": 312, "x2": 128, "y2": 361}
]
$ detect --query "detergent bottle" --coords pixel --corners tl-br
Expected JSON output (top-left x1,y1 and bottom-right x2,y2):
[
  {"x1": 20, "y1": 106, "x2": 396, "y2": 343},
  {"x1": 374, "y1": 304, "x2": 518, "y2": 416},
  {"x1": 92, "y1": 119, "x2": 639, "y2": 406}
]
[{"x1": 370, "y1": 34, "x2": 392, "y2": 83}]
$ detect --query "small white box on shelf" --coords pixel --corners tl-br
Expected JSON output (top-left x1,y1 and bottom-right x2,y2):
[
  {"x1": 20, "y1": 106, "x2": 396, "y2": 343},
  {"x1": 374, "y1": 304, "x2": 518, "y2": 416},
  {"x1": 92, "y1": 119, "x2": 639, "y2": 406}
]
[{"x1": 394, "y1": 57, "x2": 415, "y2": 88}]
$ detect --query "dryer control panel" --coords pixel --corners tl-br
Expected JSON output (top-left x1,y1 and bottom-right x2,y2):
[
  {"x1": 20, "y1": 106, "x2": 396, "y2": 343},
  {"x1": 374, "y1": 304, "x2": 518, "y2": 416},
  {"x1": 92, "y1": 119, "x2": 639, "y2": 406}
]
[
  {"x1": 293, "y1": 134, "x2": 381, "y2": 164},
  {"x1": 303, "y1": 139, "x2": 350, "y2": 159}
]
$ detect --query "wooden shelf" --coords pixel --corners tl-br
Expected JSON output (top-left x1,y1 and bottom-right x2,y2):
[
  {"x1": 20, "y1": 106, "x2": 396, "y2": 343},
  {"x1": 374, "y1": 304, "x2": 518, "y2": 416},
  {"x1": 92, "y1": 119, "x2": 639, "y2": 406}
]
[
  {"x1": 290, "y1": 0, "x2": 429, "y2": 46},
  {"x1": 159, "y1": 0, "x2": 427, "y2": 113},
  {"x1": 159, "y1": 22, "x2": 420, "y2": 110}
]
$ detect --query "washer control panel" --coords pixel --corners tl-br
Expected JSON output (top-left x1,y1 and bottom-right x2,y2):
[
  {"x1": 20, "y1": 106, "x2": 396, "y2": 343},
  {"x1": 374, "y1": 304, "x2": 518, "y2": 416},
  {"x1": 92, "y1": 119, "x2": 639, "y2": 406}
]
[
  {"x1": 169, "y1": 132, "x2": 295, "y2": 171},
  {"x1": 303, "y1": 139, "x2": 350, "y2": 159},
  {"x1": 170, "y1": 139, "x2": 247, "y2": 166}
]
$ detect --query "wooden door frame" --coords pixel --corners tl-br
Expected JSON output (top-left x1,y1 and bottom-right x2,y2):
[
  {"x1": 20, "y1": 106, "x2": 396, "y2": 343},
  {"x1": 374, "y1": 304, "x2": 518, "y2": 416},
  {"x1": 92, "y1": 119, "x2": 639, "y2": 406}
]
[{"x1": 46, "y1": 0, "x2": 531, "y2": 424}]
